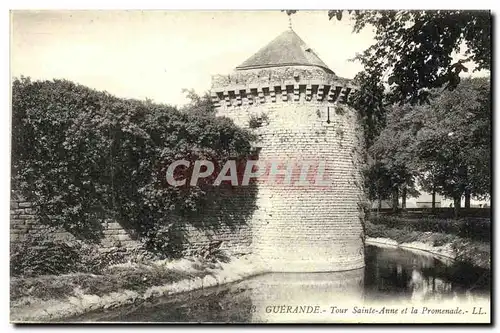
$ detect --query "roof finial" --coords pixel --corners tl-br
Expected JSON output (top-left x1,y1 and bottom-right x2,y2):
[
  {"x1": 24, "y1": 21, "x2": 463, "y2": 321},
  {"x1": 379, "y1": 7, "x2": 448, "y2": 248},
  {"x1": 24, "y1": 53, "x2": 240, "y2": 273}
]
[{"x1": 283, "y1": 10, "x2": 297, "y2": 30}]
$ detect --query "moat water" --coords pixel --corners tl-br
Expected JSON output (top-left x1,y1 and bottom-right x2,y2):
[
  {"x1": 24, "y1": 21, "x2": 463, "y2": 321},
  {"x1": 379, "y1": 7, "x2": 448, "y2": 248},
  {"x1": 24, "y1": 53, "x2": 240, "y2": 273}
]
[{"x1": 70, "y1": 245, "x2": 490, "y2": 323}]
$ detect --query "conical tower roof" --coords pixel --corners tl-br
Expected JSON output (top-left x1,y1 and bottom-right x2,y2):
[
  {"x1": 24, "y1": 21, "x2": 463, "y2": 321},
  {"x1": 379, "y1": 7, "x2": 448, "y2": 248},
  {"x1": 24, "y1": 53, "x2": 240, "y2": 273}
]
[{"x1": 236, "y1": 29, "x2": 334, "y2": 73}]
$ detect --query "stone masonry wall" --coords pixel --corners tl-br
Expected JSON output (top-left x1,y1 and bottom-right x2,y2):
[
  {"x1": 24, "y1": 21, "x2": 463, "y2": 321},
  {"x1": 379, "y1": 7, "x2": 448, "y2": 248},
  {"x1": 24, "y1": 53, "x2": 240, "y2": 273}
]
[
  {"x1": 10, "y1": 191, "x2": 141, "y2": 249},
  {"x1": 176, "y1": 184, "x2": 258, "y2": 256},
  {"x1": 10, "y1": 190, "x2": 253, "y2": 256},
  {"x1": 210, "y1": 67, "x2": 367, "y2": 272},
  {"x1": 181, "y1": 224, "x2": 252, "y2": 256}
]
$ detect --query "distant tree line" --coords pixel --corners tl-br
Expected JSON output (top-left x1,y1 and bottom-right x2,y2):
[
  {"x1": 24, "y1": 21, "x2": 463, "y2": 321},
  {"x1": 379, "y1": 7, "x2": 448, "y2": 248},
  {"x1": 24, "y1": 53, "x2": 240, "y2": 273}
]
[{"x1": 366, "y1": 78, "x2": 490, "y2": 217}]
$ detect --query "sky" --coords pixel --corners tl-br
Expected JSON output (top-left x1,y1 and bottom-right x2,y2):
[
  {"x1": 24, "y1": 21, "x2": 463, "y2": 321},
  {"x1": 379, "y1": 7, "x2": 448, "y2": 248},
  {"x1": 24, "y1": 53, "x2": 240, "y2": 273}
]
[
  {"x1": 11, "y1": 10, "x2": 489, "y2": 107},
  {"x1": 11, "y1": 10, "x2": 377, "y2": 106}
]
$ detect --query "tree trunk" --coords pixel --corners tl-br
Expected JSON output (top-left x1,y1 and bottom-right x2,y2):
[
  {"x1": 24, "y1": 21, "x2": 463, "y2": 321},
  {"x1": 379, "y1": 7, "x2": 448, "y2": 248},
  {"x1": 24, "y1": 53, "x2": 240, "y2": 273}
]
[
  {"x1": 464, "y1": 166, "x2": 471, "y2": 209},
  {"x1": 392, "y1": 187, "x2": 399, "y2": 213},
  {"x1": 465, "y1": 189, "x2": 471, "y2": 208},
  {"x1": 453, "y1": 195, "x2": 461, "y2": 219},
  {"x1": 402, "y1": 187, "x2": 407, "y2": 210},
  {"x1": 431, "y1": 185, "x2": 436, "y2": 213}
]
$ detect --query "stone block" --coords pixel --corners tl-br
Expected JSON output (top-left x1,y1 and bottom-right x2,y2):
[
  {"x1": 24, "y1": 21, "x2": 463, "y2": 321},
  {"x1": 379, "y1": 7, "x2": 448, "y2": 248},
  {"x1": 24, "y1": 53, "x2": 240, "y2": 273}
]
[
  {"x1": 115, "y1": 234, "x2": 132, "y2": 241},
  {"x1": 18, "y1": 215, "x2": 36, "y2": 220},
  {"x1": 18, "y1": 202, "x2": 32, "y2": 208}
]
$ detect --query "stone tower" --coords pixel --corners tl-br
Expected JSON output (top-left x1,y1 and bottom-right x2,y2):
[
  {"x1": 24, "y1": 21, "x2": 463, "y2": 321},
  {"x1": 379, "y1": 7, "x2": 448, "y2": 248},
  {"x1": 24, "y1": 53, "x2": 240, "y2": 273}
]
[{"x1": 210, "y1": 28, "x2": 366, "y2": 272}]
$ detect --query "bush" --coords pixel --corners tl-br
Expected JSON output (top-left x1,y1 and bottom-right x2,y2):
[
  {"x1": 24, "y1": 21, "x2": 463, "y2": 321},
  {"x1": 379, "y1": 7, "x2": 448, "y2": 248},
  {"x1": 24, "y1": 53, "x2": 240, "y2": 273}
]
[
  {"x1": 368, "y1": 215, "x2": 490, "y2": 242},
  {"x1": 9, "y1": 228, "x2": 100, "y2": 277},
  {"x1": 248, "y1": 113, "x2": 269, "y2": 129},
  {"x1": 10, "y1": 226, "x2": 162, "y2": 277},
  {"x1": 10, "y1": 238, "x2": 81, "y2": 277},
  {"x1": 78, "y1": 246, "x2": 136, "y2": 273},
  {"x1": 11, "y1": 77, "x2": 258, "y2": 257}
]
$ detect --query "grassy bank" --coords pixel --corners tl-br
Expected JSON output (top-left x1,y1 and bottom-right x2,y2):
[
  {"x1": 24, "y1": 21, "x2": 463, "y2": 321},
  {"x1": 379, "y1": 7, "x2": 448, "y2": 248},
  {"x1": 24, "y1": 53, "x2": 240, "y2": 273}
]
[
  {"x1": 10, "y1": 255, "x2": 264, "y2": 322},
  {"x1": 368, "y1": 214, "x2": 490, "y2": 242},
  {"x1": 365, "y1": 216, "x2": 491, "y2": 269}
]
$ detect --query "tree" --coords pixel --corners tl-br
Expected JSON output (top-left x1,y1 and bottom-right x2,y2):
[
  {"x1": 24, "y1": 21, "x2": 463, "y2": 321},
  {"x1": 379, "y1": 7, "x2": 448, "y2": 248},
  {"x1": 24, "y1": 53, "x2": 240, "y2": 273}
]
[
  {"x1": 413, "y1": 77, "x2": 490, "y2": 216},
  {"x1": 371, "y1": 78, "x2": 490, "y2": 217},
  {"x1": 417, "y1": 166, "x2": 440, "y2": 211},
  {"x1": 363, "y1": 160, "x2": 418, "y2": 211},
  {"x1": 180, "y1": 89, "x2": 215, "y2": 117},
  {"x1": 329, "y1": 10, "x2": 491, "y2": 105},
  {"x1": 346, "y1": 70, "x2": 393, "y2": 210},
  {"x1": 349, "y1": 71, "x2": 387, "y2": 148},
  {"x1": 327, "y1": 10, "x2": 491, "y2": 215},
  {"x1": 369, "y1": 103, "x2": 422, "y2": 211}
]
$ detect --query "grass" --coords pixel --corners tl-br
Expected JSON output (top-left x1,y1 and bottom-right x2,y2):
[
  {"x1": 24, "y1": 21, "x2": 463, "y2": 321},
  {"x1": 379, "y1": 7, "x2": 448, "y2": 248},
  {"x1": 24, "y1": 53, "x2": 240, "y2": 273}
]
[
  {"x1": 365, "y1": 220, "x2": 455, "y2": 245},
  {"x1": 368, "y1": 214, "x2": 490, "y2": 242},
  {"x1": 10, "y1": 258, "x2": 213, "y2": 303},
  {"x1": 365, "y1": 219, "x2": 491, "y2": 269},
  {"x1": 10, "y1": 255, "x2": 263, "y2": 322}
]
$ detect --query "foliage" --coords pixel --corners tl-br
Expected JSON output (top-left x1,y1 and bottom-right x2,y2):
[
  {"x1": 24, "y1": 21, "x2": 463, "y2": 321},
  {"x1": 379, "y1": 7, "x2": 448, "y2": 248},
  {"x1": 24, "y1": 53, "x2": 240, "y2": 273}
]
[
  {"x1": 330, "y1": 10, "x2": 491, "y2": 105},
  {"x1": 366, "y1": 102, "x2": 422, "y2": 204},
  {"x1": 366, "y1": 220, "x2": 490, "y2": 272},
  {"x1": 326, "y1": 10, "x2": 491, "y2": 212},
  {"x1": 248, "y1": 113, "x2": 269, "y2": 129},
  {"x1": 180, "y1": 89, "x2": 216, "y2": 117},
  {"x1": 10, "y1": 232, "x2": 81, "y2": 277},
  {"x1": 367, "y1": 78, "x2": 490, "y2": 214},
  {"x1": 11, "y1": 258, "x2": 212, "y2": 301},
  {"x1": 11, "y1": 77, "x2": 257, "y2": 256},
  {"x1": 349, "y1": 71, "x2": 387, "y2": 148},
  {"x1": 364, "y1": 161, "x2": 419, "y2": 205},
  {"x1": 363, "y1": 161, "x2": 392, "y2": 202},
  {"x1": 192, "y1": 240, "x2": 230, "y2": 263},
  {"x1": 413, "y1": 78, "x2": 491, "y2": 202},
  {"x1": 370, "y1": 207, "x2": 491, "y2": 219},
  {"x1": 9, "y1": 227, "x2": 158, "y2": 277},
  {"x1": 368, "y1": 215, "x2": 490, "y2": 242},
  {"x1": 366, "y1": 217, "x2": 490, "y2": 268},
  {"x1": 347, "y1": 70, "x2": 406, "y2": 206},
  {"x1": 365, "y1": 220, "x2": 427, "y2": 244},
  {"x1": 12, "y1": 78, "x2": 116, "y2": 238}
]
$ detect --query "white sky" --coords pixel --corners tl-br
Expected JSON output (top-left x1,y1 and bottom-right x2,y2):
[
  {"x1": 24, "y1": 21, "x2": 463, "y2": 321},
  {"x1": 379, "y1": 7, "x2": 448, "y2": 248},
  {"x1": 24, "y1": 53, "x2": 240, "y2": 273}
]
[
  {"x1": 11, "y1": 10, "x2": 489, "y2": 107},
  {"x1": 11, "y1": 10, "x2": 377, "y2": 106}
]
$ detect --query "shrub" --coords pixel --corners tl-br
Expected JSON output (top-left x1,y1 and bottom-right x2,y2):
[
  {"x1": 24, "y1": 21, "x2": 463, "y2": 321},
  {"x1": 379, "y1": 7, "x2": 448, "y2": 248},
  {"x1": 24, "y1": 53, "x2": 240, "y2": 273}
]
[
  {"x1": 11, "y1": 77, "x2": 258, "y2": 258},
  {"x1": 432, "y1": 236, "x2": 448, "y2": 247},
  {"x1": 10, "y1": 231, "x2": 161, "y2": 278},
  {"x1": 10, "y1": 229, "x2": 82, "y2": 277},
  {"x1": 11, "y1": 274, "x2": 81, "y2": 301},
  {"x1": 368, "y1": 214, "x2": 490, "y2": 242},
  {"x1": 248, "y1": 113, "x2": 269, "y2": 129},
  {"x1": 78, "y1": 246, "x2": 133, "y2": 273}
]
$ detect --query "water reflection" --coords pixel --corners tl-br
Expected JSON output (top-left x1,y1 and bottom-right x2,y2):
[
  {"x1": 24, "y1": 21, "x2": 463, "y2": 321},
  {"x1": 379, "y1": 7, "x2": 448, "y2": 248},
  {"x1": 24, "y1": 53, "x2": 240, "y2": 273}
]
[
  {"x1": 249, "y1": 270, "x2": 364, "y2": 323},
  {"x1": 364, "y1": 245, "x2": 489, "y2": 303},
  {"x1": 69, "y1": 245, "x2": 490, "y2": 323}
]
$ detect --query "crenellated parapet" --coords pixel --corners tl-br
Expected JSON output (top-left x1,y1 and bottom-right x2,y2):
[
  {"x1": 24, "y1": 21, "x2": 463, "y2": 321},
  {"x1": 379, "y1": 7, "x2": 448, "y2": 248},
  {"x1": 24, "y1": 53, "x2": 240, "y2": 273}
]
[{"x1": 211, "y1": 67, "x2": 356, "y2": 108}]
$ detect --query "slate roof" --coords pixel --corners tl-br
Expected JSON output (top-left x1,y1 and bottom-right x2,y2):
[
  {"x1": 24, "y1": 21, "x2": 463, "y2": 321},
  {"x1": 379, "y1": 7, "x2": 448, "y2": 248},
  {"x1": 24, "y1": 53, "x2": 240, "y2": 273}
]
[{"x1": 236, "y1": 29, "x2": 334, "y2": 73}]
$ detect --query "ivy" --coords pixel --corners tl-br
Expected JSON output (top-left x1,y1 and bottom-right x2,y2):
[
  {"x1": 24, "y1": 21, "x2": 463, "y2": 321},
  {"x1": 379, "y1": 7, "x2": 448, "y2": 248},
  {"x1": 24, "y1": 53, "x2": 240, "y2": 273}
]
[{"x1": 12, "y1": 77, "x2": 257, "y2": 256}]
